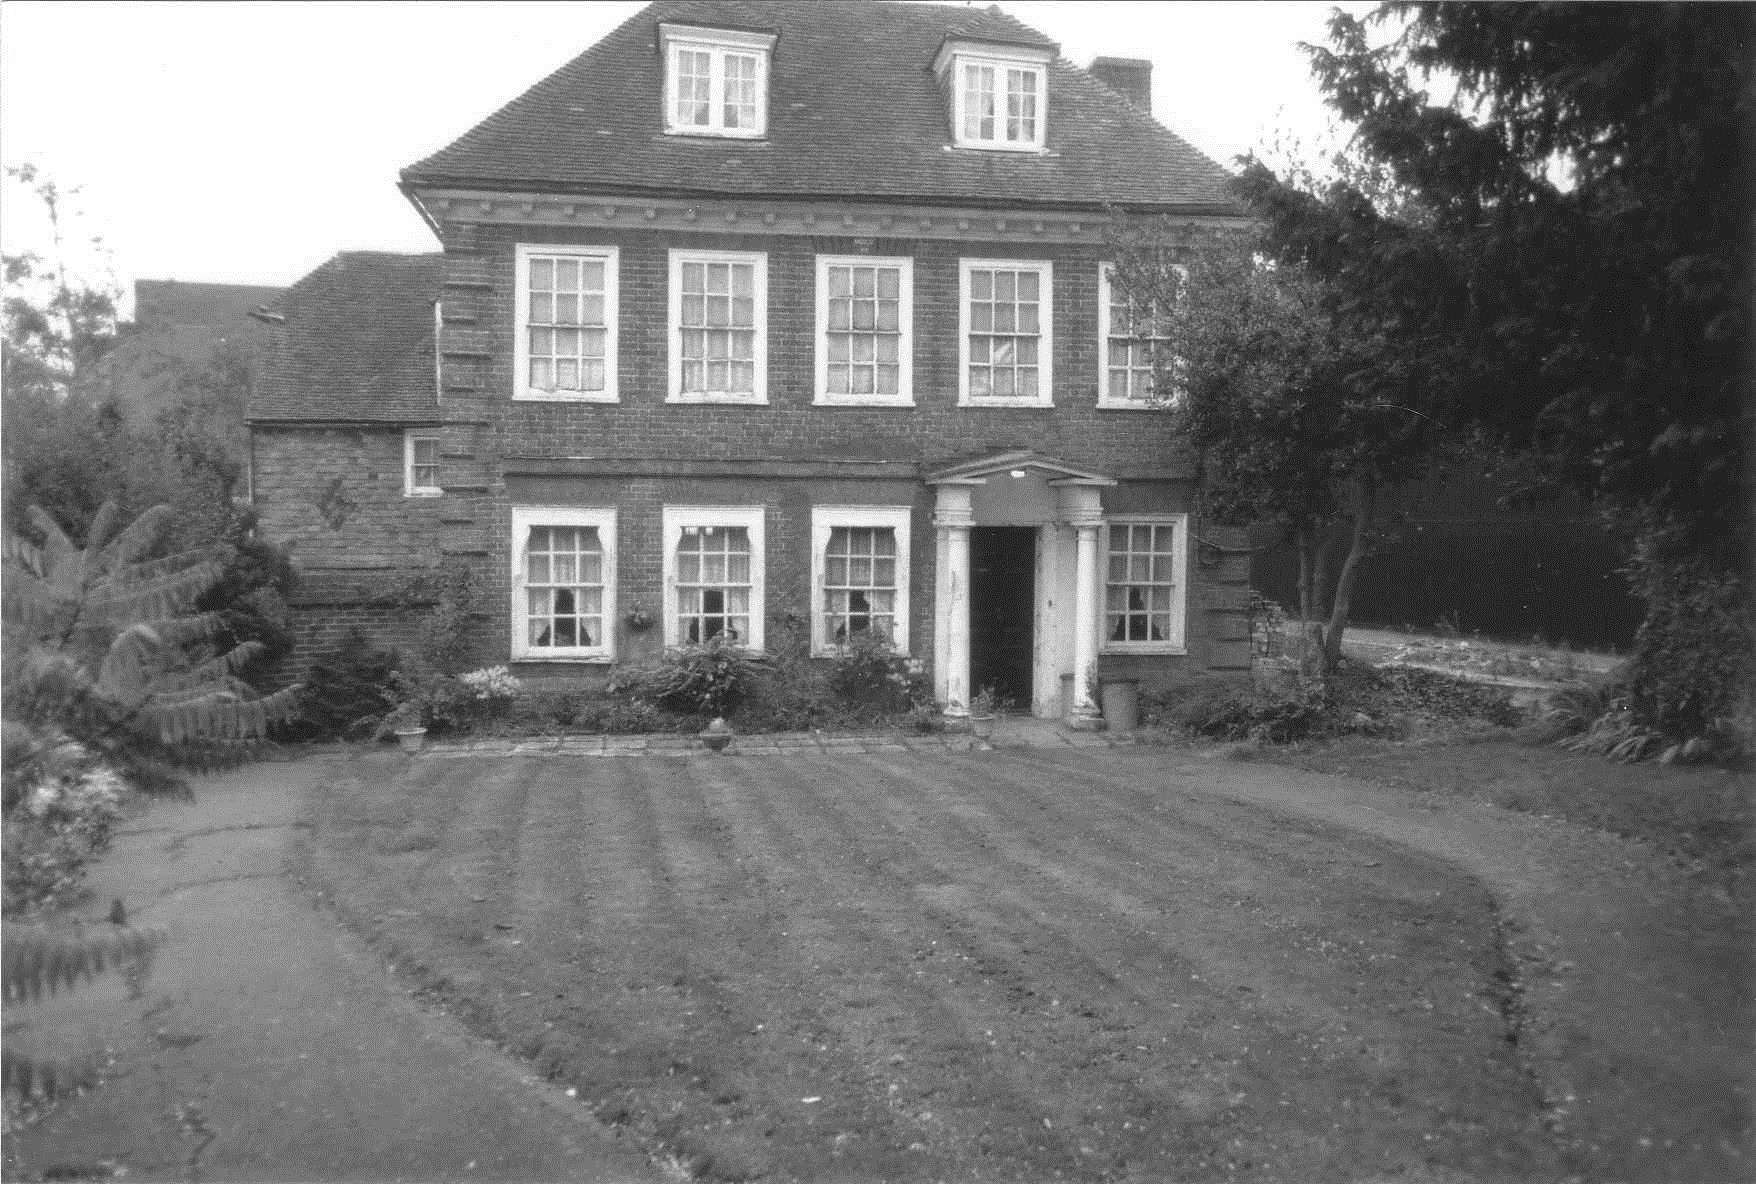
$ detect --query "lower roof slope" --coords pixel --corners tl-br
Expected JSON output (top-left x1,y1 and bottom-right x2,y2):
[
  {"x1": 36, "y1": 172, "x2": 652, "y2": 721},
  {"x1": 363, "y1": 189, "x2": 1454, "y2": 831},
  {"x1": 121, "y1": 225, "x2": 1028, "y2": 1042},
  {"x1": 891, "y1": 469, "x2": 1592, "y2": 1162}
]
[{"x1": 248, "y1": 252, "x2": 443, "y2": 424}]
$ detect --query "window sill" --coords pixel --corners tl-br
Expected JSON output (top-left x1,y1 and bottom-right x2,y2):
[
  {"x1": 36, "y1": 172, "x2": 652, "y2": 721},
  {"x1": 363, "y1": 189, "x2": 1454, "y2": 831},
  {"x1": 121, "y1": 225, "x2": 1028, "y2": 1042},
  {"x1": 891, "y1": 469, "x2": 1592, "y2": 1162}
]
[
  {"x1": 510, "y1": 652, "x2": 614, "y2": 664},
  {"x1": 667, "y1": 392, "x2": 769, "y2": 406},
  {"x1": 1101, "y1": 644, "x2": 1188, "y2": 656},
  {"x1": 948, "y1": 140, "x2": 1048, "y2": 154},
  {"x1": 813, "y1": 395, "x2": 916, "y2": 408},
  {"x1": 663, "y1": 127, "x2": 768, "y2": 141},
  {"x1": 515, "y1": 390, "x2": 619, "y2": 404},
  {"x1": 404, "y1": 489, "x2": 443, "y2": 499},
  {"x1": 1095, "y1": 399, "x2": 1165, "y2": 411},
  {"x1": 959, "y1": 397, "x2": 1054, "y2": 409}
]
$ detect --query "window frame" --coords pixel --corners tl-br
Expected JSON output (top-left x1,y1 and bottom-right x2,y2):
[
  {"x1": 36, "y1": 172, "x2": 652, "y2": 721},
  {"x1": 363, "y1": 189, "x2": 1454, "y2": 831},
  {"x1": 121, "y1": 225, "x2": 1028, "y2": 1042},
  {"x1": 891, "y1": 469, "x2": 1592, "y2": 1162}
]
[
  {"x1": 813, "y1": 255, "x2": 914, "y2": 407},
  {"x1": 662, "y1": 506, "x2": 766, "y2": 651},
  {"x1": 403, "y1": 431, "x2": 441, "y2": 497},
  {"x1": 958, "y1": 257, "x2": 1054, "y2": 408},
  {"x1": 950, "y1": 53, "x2": 1048, "y2": 152},
  {"x1": 668, "y1": 248, "x2": 769, "y2": 405},
  {"x1": 660, "y1": 23, "x2": 774, "y2": 139},
  {"x1": 1101, "y1": 515, "x2": 1189, "y2": 655},
  {"x1": 1097, "y1": 261, "x2": 1185, "y2": 409},
  {"x1": 810, "y1": 506, "x2": 912, "y2": 657},
  {"x1": 513, "y1": 243, "x2": 620, "y2": 403},
  {"x1": 509, "y1": 505, "x2": 617, "y2": 663}
]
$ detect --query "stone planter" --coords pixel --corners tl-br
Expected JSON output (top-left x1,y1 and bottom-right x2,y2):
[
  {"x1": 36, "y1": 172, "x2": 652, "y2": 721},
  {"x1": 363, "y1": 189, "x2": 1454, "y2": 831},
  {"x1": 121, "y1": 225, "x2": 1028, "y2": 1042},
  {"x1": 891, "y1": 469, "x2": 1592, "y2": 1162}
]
[
  {"x1": 699, "y1": 717, "x2": 734, "y2": 753},
  {"x1": 394, "y1": 727, "x2": 428, "y2": 754},
  {"x1": 968, "y1": 713, "x2": 996, "y2": 740}
]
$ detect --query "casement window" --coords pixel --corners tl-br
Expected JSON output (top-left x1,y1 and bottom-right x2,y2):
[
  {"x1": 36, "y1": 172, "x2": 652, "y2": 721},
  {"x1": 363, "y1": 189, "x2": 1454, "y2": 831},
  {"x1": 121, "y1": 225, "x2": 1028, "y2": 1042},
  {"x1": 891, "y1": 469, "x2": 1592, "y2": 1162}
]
[
  {"x1": 510, "y1": 507, "x2": 616, "y2": 661},
  {"x1": 959, "y1": 259, "x2": 1053, "y2": 406},
  {"x1": 811, "y1": 506, "x2": 912, "y2": 655},
  {"x1": 660, "y1": 23, "x2": 774, "y2": 139},
  {"x1": 669, "y1": 250, "x2": 767, "y2": 404},
  {"x1": 1098, "y1": 262, "x2": 1185, "y2": 408},
  {"x1": 1103, "y1": 517, "x2": 1188, "y2": 653},
  {"x1": 663, "y1": 506, "x2": 765, "y2": 650},
  {"x1": 936, "y1": 42, "x2": 1052, "y2": 151},
  {"x1": 815, "y1": 256, "x2": 913, "y2": 405},
  {"x1": 403, "y1": 432, "x2": 440, "y2": 497},
  {"x1": 514, "y1": 244, "x2": 618, "y2": 402}
]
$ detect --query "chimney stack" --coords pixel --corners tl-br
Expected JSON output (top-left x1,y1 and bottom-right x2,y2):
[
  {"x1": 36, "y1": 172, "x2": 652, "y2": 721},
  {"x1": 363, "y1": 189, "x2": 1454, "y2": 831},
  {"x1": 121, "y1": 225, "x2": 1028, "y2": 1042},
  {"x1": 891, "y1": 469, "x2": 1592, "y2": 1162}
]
[{"x1": 1088, "y1": 56, "x2": 1152, "y2": 115}]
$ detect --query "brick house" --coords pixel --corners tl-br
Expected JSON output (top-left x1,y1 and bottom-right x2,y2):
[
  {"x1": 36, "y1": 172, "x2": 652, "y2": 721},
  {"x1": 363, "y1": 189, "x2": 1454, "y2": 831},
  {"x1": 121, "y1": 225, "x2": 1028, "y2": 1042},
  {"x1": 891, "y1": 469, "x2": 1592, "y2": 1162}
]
[{"x1": 247, "y1": 0, "x2": 1252, "y2": 722}]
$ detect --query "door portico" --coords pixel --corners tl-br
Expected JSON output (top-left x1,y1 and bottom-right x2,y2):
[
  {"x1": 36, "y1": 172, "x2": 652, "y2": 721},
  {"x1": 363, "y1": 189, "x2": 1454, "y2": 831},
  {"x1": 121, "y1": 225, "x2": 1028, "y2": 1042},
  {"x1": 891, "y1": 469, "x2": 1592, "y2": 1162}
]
[{"x1": 927, "y1": 451, "x2": 1114, "y2": 724}]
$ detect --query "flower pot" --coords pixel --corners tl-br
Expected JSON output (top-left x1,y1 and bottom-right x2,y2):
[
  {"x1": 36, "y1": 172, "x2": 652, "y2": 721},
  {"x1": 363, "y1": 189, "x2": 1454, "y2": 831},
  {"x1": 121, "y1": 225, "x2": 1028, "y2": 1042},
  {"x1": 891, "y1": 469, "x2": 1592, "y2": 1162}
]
[
  {"x1": 700, "y1": 717, "x2": 734, "y2": 753},
  {"x1": 1099, "y1": 679, "x2": 1140, "y2": 734},
  {"x1": 395, "y1": 727, "x2": 428, "y2": 754},
  {"x1": 968, "y1": 713, "x2": 996, "y2": 740}
]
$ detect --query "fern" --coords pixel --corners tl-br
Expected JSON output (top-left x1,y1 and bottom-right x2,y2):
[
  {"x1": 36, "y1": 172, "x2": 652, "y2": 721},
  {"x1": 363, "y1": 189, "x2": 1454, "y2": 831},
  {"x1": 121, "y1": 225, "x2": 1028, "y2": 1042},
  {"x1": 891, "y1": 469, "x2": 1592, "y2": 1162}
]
[
  {"x1": 3, "y1": 500, "x2": 302, "y2": 781},
  {"x1": 1, "y1": 925, "x2": 165, "y2": 1102}
]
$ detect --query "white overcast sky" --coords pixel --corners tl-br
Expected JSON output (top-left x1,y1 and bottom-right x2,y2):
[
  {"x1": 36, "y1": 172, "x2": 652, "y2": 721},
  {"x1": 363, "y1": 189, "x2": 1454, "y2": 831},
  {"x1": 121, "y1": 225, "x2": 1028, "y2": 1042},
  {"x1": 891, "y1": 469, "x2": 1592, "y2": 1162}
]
[{"x1": 0, "y1": 1, "x2": 1361, "y2": 311}]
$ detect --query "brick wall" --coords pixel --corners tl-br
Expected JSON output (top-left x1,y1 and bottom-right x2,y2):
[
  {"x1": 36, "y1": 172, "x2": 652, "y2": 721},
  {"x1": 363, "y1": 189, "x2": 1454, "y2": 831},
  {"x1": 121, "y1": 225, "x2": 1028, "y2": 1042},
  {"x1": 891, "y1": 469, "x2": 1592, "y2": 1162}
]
[{"x1": 253, "y1": 207, "x2": 1250, "y2": 686}]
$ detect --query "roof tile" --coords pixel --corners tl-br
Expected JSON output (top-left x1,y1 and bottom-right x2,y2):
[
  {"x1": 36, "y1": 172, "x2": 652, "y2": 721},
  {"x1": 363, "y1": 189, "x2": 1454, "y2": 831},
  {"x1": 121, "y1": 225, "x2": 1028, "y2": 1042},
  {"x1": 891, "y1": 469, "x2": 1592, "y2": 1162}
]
[
  {"x1": 248, "y1": 252, "x2": 443, "y2": 424},
  {"x1": 402, "y1": 0, "x2": 1238, "y2": 211}
]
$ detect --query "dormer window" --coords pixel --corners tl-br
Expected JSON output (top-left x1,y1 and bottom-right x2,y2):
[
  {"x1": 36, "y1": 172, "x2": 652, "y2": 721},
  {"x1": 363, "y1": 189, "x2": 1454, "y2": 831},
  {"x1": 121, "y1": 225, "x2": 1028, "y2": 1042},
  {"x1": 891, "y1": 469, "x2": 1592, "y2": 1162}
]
[
  {"x1": 660, "y1": 23, "x2": 775, "y2": 139},
  {"x1": 934, "y1": 39, "x2": 1053, "y2": 152}
]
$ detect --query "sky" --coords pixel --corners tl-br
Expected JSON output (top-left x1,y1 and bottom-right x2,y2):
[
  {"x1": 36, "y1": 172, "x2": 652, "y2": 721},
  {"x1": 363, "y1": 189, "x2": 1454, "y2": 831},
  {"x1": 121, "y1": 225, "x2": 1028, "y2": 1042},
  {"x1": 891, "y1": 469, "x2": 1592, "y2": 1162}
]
[{"x1": 0, "y1": 1, "x2": 1361, "y2": 314}]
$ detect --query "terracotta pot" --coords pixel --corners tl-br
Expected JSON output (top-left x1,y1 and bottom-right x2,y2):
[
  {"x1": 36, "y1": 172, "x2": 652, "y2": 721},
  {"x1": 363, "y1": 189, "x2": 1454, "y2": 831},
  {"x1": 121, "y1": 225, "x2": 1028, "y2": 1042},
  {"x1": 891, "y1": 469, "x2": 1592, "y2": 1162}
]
[{"x1": 395, "y1": 727, "x2": 428, "y2": 754}]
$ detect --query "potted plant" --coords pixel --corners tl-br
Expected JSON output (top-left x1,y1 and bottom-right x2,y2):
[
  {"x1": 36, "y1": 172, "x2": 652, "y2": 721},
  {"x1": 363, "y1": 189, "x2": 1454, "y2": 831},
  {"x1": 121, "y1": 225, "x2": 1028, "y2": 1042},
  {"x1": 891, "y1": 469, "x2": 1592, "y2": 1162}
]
[
  {"x1": 967, "y1": 685, "x2": 1001, "y2": 740},
  {"x1": 382, "y1": 701, "x2": 428, "y2": 753}
]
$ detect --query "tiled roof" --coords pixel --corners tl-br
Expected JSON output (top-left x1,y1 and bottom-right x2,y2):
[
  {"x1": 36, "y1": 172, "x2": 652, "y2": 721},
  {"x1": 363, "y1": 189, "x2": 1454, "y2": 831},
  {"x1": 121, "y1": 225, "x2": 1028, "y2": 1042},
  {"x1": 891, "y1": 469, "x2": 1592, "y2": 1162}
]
[
  {"x1": 402, "y1": 0, "x2": 1238, "y2": 212},
  {"x1": 248, "y1": 252, "x2": 443, "y2": 424},
  {"x1": 133, "y1": 279, "x2": 282, "y2": 333}
]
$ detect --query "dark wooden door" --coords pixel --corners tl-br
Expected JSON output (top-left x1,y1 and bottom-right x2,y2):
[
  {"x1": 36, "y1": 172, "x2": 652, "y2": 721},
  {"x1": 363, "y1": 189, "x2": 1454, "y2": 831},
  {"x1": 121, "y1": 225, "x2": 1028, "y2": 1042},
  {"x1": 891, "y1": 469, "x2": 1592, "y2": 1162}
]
[{"x1": 970, "y1": 527, "x2": 1035, "y2": 709}]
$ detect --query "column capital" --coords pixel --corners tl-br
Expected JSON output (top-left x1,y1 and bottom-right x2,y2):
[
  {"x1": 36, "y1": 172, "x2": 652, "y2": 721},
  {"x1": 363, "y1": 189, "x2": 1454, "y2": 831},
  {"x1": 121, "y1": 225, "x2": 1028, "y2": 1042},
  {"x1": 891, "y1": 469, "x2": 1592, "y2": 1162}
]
[
  {"x1": 932, "y1": 482, "x2": 976, "y2": 529},
  {"x1": 1056, "y1": 482, "x2": 1104, "y2": 528}
]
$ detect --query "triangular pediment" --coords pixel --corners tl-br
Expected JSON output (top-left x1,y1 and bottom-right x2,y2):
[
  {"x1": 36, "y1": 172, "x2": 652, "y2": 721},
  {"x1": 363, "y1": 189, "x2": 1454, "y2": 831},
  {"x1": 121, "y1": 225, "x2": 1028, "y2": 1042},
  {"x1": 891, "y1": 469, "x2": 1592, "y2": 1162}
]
[{"x1": 923, "y1": 449, "x2": 1117, "y2": 486}]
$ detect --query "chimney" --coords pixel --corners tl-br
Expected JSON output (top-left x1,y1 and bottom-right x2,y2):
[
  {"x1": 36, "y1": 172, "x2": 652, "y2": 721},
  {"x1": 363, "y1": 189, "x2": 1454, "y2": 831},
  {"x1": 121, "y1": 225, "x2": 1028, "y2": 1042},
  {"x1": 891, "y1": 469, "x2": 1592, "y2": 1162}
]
[{"x1": 1089, "y1": 56, "x2": 1152, "y2": 115}]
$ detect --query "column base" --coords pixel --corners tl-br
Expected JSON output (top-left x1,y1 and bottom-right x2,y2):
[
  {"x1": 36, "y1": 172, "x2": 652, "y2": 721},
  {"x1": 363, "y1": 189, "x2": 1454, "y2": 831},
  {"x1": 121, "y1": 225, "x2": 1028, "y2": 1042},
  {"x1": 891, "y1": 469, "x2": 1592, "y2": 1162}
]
[{"x1": 1067, "y1": 707, "x2": 1105, "y2": 732}]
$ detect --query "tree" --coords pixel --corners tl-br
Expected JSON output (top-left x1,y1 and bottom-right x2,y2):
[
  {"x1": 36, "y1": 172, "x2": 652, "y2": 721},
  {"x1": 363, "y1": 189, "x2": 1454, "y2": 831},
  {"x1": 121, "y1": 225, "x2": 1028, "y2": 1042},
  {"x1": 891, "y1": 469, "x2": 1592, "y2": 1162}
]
[
  {"x1": 1236, "y1": 3, "x2": 1752, "y2": 742},
  {"x1": 1108, "y1": 223, "x2": 1442, "y2": 671},
  {"x1": 3, "y1": 500, "x2": 302, "y2": 796}
]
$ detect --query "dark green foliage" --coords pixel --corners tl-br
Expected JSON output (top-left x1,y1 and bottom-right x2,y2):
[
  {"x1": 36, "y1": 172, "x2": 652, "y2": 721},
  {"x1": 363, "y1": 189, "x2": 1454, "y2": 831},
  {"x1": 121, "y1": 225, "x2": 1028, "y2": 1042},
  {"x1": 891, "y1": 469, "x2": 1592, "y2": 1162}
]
[
  {"x1": 825, "y1": 633, "x2": 932, "y2": 719},
  {"x1": 2, "y1": 925, "x2": 165, "y2": 1102},
  {"x1": 4, "y1": 503, "x2": 301, "y2": 793},
  {"x1": 613, "y1": 636, "x2": 770, "y2": 718},
  {"x1": 285, "y1": 629, "x2": 399, "y2": 740},
  {"x1": 1175, "y1": 664, "x2": 1519, "y2": 745},
  {"x1": 1240, "y1": 3, "x2": 1752, "y2": 741},
  {"x1": 1623, "y1": 548, "x2": 1753, "y2": 752},
  {"x1": 1176, "y1": 681, "x2": 1332, "y2": 744}
]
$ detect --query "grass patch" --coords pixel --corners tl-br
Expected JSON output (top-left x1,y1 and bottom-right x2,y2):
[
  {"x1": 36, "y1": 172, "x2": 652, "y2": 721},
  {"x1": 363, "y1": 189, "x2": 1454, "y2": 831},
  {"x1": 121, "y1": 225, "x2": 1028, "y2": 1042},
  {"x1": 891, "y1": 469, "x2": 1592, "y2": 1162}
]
[{"x1": 1262, "y1": 735, "x2": 1754, "y2": 887}]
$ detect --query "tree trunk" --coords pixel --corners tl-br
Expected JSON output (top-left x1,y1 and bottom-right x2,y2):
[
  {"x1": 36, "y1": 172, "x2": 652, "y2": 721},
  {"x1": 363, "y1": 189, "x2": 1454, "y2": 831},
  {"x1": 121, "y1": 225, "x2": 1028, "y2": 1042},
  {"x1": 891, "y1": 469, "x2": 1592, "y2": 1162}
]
[{"x1": 1322, "y1": 478, "x2": 1377, "y2": 671}]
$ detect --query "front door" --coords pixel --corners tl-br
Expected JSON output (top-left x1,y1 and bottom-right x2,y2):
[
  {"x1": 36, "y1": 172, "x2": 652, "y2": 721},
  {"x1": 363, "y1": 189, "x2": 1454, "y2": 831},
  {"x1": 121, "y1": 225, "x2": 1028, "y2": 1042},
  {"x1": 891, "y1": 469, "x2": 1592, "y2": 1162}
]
[{"x1": 970, "y1": 526, "x2": 1036, "y2": 710}]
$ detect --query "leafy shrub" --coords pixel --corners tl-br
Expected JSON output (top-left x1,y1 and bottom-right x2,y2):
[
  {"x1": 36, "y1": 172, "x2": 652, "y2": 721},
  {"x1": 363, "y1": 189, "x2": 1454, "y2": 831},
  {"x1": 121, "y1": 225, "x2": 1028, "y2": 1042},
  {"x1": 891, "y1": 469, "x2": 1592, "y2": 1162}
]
[
  {"x1": 1623, "y1": 548, "x2": 1753, "y2": 749},
  {"x1": 613, "y1": 636, "x2": 769, "y2": 718},
  {"x1": 826, "y1": 633, "x2": 931, "y2": 719},
  {"x1": 286, "y1": 629, "x2": 399, "y2": 740},
  {"x1": 2, "y1": 735, "x2": 129, "y2": 916},
  {"x1": 1179, "y1": 681, "x2": 1330, "y2": 744},
  {"x1": 459, "y1": 665, "x2": 522, "y2": 703}
]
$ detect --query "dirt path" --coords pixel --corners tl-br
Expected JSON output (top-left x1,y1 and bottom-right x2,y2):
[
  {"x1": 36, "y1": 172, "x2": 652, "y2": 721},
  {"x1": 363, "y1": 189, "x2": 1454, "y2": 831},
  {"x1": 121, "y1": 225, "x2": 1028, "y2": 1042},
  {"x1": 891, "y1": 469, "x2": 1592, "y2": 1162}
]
[
  {"x1": 303, "y1": 745, "x2": 1749, "y2": 1182},
  {"x1": 4, "y1": 758, "x2": 663, "y2": 1183},
  {"x1": 1032, "y1": 747, "x2": 1752, "y2": 1182}
]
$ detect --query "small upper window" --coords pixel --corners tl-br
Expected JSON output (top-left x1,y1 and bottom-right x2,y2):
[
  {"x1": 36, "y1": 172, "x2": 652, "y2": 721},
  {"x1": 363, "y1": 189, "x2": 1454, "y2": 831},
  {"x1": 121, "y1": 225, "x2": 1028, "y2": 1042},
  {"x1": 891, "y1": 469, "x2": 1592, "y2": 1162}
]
[
  {"x1": 935, "y1": 40, "x2": 1053, "y2": 152},
  {"x1": 404, "y1": 432, "x2": 440, "y2": 497},
  {"x1": 660, "y1": 23, "x2": 775, "y2": 139}
]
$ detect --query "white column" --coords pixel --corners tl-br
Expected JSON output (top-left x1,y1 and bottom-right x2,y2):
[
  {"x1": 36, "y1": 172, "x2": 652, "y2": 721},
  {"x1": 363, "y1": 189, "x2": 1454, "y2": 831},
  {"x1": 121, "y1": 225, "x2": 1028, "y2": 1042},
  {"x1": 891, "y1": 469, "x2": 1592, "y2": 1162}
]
[
  {"x1": 932, "y1": 484, "x2": 975, "y2": 717},
  {"x1": 1058, "y1": 485, "x2": 1105, "y2": 729}
]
